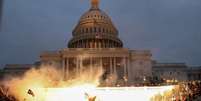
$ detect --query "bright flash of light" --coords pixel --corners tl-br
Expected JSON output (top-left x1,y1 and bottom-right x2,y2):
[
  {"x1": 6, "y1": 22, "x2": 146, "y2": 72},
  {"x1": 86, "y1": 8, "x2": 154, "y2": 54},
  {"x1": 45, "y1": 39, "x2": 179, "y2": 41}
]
[
  {"x1": 42, "y1": 86, "x2": 174, "y2": 101},
  {"x1": 3, "y1": 65, "x2": 175, "y2": 101}
]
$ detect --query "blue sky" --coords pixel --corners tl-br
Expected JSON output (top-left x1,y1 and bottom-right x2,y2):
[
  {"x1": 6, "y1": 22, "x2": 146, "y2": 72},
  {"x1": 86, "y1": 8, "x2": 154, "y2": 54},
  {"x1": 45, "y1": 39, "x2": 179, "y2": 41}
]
[{"x1": 0, "y1": 0, "x2": 201, "y2": 68}]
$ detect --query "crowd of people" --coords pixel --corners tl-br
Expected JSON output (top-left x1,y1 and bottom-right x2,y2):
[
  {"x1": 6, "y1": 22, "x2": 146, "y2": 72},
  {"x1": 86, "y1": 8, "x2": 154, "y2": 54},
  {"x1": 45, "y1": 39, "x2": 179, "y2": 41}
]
[
  {"x1": 152, "y1": 81, "x2": 201, "y2": 101},
  {"x1": 0, "y1": 81, "x2": 201, "y2": 101},
  {"x1": 0, "y1": 85, "x2": 18, "y2": 101},
  {"x1": 174, "y1": 81, "x2": 201, "y2": 101}
]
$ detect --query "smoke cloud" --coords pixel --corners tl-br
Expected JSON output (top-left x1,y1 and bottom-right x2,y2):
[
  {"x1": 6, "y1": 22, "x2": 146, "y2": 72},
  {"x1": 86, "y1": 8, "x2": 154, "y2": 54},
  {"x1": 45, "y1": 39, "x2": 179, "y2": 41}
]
[{"x1": 1, "y1": 64, "x2": 104, "y2": 101}]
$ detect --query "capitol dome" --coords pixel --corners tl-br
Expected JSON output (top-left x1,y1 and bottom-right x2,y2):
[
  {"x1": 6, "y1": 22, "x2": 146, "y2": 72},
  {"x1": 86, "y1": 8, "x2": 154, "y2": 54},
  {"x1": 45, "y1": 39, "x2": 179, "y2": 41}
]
[{"x1": 68, "y1": 0, "x2": 123, "y2": 48}]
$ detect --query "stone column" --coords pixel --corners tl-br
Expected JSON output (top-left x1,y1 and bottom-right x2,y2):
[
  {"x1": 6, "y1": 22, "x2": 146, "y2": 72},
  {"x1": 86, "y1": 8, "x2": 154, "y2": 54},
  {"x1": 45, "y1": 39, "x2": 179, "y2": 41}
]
[
  {"x1": 91, "y1": 39, "x2": 94, "y2": 48},
  {"x1": 85, "y1": 40, "x2": 87, "y2": 48},
  {"x1": 86, "y1": 40, "x2": 88, "y2": 48},
  {"x1": 110, "y1": 57, "x2": 113, "y2": 74},
  {"x1": 106, "y1": 40, "x2": 107, "y2": 47},
  {"x1": 77, "y1": 42, "x2": 79, "y2": 48},
  {"x1": 108, "y1": 40, "x2": 110, "y2": 47},
  {"x1": 79, "y1": 57, "x2": 83, "y2": 75},
  {"x1": 76, "y1": 58, "x2": 79, "y2": 76},
  {"x1": 123, "y1": 57, "x2": 127, "y2": 76},
  {"x1": 66, "y1": 58, "x2": 69, "y2": 79},
  {"x1": 82, "y1": 40, "x2": 84, "y2": 48},
  {"x1": 62, "y1": 58, "x2": 66, "y2": 80},
  {"x1": 103, "y1": 40, "x2": 105, "y2": 48},
  {"x1": 114, "y1": 57, "x2": 117, "y2": 74},
  {"x1": 80, "y1": 40, "x2": 81, "y2": 48},
  {"x1": 102, "y1": 40, "x2": 104, "y2": 48},
  {"x1": 127, "y1": 57, "x2": 130, "y2": 77},
  {"x1": 95, "y1": 40, "x2": 97, "y2": 48},
  {"x1": 82, "y1": 40, "x2": 87, "y2": 48},
  {"x1": 99, "y1": 57, "x2": 103, "y2": 72},
  {"x1": 89, "y1": 40, "x2": 91, "y2": 48},
  {"x1": 79, "y1": 40, "x2": 81, "y2": 48},
  {"x1": 80, "y1": 40, "x2": 82, "y2": 48},
  {"x1": 99, "y1": 40, "x2": 101, "y2": 48},
  {"x1": 127, "y1": 57, "x2": 130, "y2": 84},
  {"x1": 90, "y1": 57, "x2": 93, "y2": 75},
  {"x1": 100, "y1": 57, "x2": 103, "y2": 68}
]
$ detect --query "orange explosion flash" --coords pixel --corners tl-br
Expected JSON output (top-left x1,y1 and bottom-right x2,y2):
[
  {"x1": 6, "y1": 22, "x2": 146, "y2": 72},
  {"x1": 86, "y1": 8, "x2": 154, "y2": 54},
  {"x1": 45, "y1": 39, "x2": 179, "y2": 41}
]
[{"x1": 2, "y1": 65, "x2": 175, "y2": 101}]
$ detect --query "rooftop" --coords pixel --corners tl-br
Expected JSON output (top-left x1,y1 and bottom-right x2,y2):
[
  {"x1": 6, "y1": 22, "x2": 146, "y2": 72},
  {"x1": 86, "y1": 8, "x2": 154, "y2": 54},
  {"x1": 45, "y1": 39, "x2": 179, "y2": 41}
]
[
  {"x1": 4, "y1": 64, "x2": 33, "y2": 69},
  {"x1": 153, "y1": 63, "x2": 187, "y2": 68}
]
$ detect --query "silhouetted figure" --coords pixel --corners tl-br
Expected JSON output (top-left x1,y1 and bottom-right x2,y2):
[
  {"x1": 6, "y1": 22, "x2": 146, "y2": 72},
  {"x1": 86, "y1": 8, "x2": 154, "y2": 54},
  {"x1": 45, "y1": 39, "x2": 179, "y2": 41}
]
[
  {"x1": 27, "y1": 89, "x2": 35, "y2": 97},
  {"x1": 0, "y1": 85, "x2": 18, "y2": 101},
  {"x1": 85, "y1": 93, "x2": 96, "y2": 101}
]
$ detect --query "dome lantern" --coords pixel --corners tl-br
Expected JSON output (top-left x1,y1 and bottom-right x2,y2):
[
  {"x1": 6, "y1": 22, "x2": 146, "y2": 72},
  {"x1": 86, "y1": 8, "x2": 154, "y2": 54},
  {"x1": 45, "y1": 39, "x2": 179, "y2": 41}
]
[{"x1": 91, "y1": 0, "x2": 99, "y2": 9}]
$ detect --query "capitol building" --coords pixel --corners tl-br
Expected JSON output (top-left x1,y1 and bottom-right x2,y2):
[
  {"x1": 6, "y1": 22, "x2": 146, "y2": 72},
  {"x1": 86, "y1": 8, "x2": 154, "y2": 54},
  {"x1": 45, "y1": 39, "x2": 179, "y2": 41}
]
[{"x1": 1, "y1": 0, "x2": 201, "y2": 85}]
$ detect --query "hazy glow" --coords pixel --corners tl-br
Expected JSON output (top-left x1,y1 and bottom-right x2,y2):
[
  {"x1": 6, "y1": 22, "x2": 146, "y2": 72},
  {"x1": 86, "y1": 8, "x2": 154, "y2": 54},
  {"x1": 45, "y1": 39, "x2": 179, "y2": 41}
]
[
  {"x1": 43, "y1": 86, "x2": 174, "y2": 101},
  {"x1": 3, "y1": 65, "x2": 174, "y2": 101}
]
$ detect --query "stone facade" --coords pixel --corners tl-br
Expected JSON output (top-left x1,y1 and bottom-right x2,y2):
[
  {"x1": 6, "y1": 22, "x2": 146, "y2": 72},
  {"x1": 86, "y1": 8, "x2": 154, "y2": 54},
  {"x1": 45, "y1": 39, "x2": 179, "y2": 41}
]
[
  {"x1": 1, "y1": 64, "x2": 33, "y2": 78},
  {"x1": 40, "y1": 0, "x2": 153, "y2": 85},
  {"x1": 187, "y1": 67, "x2": 201, "y2": 81},
  {"x1": 152, "y1": 63, "x2": 188, "y2": 82},
  {"x1": 40, "y1": 48, "x2": 152, "y2": 85}
]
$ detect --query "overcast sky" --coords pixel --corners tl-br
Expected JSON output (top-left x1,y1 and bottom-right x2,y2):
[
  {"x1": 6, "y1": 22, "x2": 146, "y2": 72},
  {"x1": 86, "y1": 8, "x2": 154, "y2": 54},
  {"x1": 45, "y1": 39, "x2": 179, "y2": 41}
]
[{"x1": 0, "y1": 0, "x2": 201, "y2": 68}]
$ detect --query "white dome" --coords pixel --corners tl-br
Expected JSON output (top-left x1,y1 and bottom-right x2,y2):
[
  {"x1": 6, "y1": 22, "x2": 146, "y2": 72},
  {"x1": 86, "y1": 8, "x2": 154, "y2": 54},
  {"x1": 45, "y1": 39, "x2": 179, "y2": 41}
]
[{"x1": 68, "y1": 0, "x2": 123, "y2": 48}]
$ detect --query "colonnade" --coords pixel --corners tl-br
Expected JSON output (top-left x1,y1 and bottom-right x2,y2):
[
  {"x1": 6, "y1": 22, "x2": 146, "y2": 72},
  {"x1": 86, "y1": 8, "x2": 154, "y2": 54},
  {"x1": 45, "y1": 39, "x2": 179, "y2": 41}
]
[
  {"x1": 69, "y1": 39, "x2": 122, "y2": 48},
  {"x1": 62, "y1": 56, "x2": 129, "y2": 80}
]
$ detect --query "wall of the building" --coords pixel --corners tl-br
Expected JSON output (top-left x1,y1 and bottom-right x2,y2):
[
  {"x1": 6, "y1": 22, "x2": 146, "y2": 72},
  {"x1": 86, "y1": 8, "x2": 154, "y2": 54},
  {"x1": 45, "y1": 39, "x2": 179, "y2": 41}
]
[
  {"x1": 1, "y1": 64, "x2": 34, "y2": 78},
  {"x1": 41, "y1": 49, "x2": 156, "y2": 85},
  {"x1": 40, "y1": 48, "x2": 201, "y2": 85},
  {"x1": 153, "y1": 68, "x2": 187, "y2": 82},
  {"x1": 187, "y1": 67, "x2": 201, "y2": 81},
  {"x1": 152, "y1": 63, "x2": 188, "y2": 82},
  {"x1": 128, "y1": 50, "x2": 152, "y2": 84}
]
